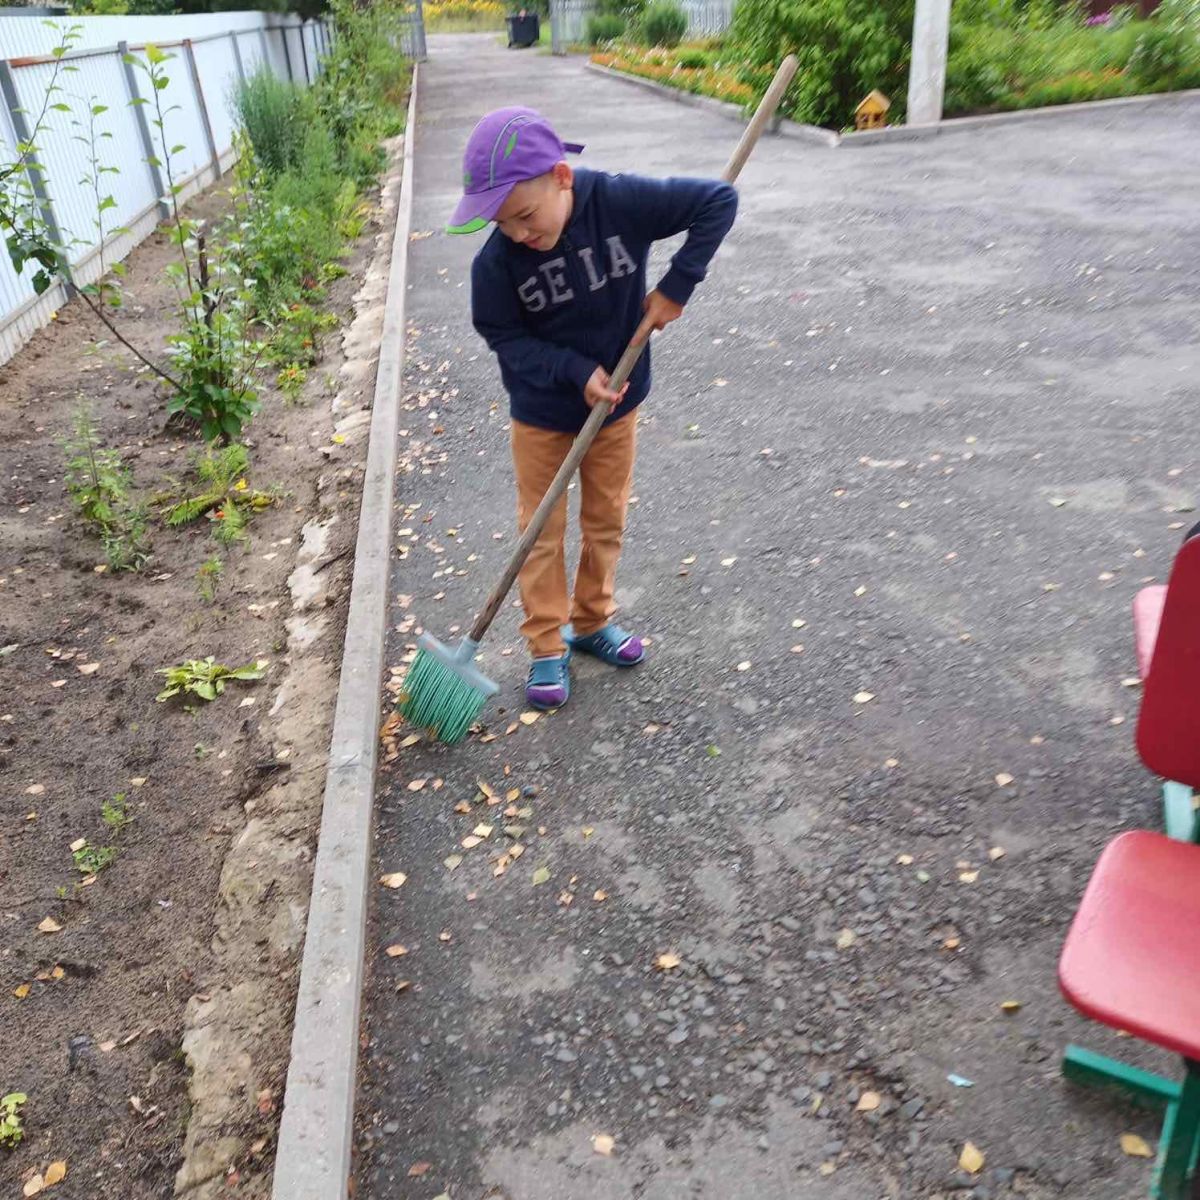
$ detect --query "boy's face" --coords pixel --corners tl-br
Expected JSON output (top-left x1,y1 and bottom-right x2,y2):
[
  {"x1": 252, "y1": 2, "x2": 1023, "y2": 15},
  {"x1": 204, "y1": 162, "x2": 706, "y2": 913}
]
[{"x1": 495, "y1": 162, "x2": 574, "y2": 252}]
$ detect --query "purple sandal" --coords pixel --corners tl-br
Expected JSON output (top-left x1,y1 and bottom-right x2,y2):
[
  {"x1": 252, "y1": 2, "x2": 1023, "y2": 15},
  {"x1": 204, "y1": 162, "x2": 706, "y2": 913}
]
[{"x1": 526, "y1": 648, "x2": 571, "y2": 710}]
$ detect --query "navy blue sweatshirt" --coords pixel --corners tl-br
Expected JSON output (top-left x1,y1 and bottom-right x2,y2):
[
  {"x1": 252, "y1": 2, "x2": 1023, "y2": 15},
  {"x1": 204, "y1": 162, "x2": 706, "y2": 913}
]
[{"x1": 471, "y1": 168, "x2": 738, "y2": 433}]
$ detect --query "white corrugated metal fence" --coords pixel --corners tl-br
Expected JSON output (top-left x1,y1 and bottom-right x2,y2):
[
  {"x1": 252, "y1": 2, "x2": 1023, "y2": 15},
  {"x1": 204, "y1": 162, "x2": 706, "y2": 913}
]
[{"x1": 0, "y1": 12, "x2": 331, "y2": 366}]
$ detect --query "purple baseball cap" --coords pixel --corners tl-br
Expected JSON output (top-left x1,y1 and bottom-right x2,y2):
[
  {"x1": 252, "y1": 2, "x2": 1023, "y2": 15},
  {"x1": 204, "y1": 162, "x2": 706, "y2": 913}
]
[{"x1": 447, "y1": 106, "x2": 583, "y2": 235}]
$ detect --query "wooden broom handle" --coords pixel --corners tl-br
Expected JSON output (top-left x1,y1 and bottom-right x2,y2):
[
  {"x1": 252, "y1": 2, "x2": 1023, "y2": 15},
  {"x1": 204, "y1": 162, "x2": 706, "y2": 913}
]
[{"x1": 469, "y1": 55, "x2": 799, "y2": 645}]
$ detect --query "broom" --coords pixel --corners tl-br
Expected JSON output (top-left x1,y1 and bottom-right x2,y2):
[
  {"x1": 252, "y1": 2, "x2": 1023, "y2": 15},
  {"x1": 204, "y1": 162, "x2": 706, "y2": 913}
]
[{"x1": 399, "y1": 54, "x2": 800, "y2": 743}]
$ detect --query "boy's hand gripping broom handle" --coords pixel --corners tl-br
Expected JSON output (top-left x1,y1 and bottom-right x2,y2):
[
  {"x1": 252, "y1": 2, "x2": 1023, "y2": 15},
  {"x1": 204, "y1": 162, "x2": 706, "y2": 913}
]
[{"x1": 468, "y1": 54, "x2": 799, "y2": 645}]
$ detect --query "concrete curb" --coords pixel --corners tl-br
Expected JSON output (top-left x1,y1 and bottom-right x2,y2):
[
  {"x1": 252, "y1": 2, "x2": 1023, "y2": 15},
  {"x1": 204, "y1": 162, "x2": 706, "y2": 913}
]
[
  {"x1": 269, "y1": 63, "x2": 420, "y2": 1200},
  {"x1": 586, "y1": 61, "x2": 839, "y2": 147},
  {"x1": 587, "y1": 58, "x2": 1200, "y2": 151},
  {"x1": 841, "y1": 84, "x2": 1200, "y2": 146}
]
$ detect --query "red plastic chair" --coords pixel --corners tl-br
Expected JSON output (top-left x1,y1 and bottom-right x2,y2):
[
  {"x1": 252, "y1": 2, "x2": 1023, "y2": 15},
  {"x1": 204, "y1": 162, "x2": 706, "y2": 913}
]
[
  {"x1": 1059, "y1": 532, "x2": 1200, "y2": 1197},
  {"x1": 1136, "y1": 533, "x2": 1200, "y2": 837}
]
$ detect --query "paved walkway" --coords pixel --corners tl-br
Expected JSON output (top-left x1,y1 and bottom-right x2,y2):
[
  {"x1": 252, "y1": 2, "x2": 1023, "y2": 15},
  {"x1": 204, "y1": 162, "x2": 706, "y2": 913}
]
[{"x1": 357, "y1": 33, "x2": 1200, "y2": 1200}]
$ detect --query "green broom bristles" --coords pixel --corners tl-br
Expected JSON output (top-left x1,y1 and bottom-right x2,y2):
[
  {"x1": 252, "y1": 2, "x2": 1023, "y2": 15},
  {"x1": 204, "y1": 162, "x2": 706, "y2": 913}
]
[{"x1": 397, "y1": 646, "x2": 490, "y2": 744}]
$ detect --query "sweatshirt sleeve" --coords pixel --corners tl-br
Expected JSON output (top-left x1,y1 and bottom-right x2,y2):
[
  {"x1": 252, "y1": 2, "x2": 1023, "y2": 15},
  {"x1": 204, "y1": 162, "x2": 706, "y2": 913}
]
[
  {"x1": 611, "y1": 174, "x2": 738, "y2": 306},
  {"x1": 472, "y1": 253, "x2": 597, "y2": 394}
]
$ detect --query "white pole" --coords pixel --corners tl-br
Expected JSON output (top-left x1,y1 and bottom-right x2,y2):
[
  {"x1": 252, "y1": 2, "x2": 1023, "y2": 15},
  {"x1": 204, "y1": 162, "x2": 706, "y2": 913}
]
[{"x1": 907, "y1": 0, "x2": 952, "y2": 126}]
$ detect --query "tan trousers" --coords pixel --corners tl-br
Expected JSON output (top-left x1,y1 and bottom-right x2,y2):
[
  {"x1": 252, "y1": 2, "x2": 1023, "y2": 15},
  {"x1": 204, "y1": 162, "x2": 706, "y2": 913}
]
[{"x1": 511, "y1": 412, "x2": 637, "y2": 658}]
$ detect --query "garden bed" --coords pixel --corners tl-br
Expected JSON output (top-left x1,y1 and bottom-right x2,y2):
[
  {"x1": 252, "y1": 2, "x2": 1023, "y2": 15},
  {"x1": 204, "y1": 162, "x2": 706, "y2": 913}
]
[
  {"x1": 589, "y1": 0, "x2": 1200, "y2": 131},
  {"x1": 0, "y1": 104, "x2": 407, "y2": 1200}
]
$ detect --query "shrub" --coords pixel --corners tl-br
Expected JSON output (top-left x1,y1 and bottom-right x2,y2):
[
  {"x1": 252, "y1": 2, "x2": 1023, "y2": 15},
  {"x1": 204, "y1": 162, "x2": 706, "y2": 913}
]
[
  {"x1": 640, "y1": 0, "x2": 688, "y2": 47},
  {"x1": 731, "y1": 0, "x2": 914, "y2": 127},
  {"x1": 677, "y1": 48, "x2": 711, "y2": 69},
  {"x1": 233, "y1": 70, "x2": 312, "y2": 177},
  {"x1": 1127, "y1": 21, "x2": 1200, "y2": 86},
  {"x1": 587, "y1": 13, "x2": 626, "y2": 44}
]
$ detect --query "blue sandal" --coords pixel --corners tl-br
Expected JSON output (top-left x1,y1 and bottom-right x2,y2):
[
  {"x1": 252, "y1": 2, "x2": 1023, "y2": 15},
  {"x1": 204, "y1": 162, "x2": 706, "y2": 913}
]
[
  {"x1": 526, "y1": 648, "x2": 571, "y2": 710},
  {"x1": 566, "y1": 623, "x2": 646, "y2": 667}
]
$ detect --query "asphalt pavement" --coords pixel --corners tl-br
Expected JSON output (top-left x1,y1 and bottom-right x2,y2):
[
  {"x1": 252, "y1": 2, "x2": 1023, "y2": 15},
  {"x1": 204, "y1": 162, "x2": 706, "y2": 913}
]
[{"x1": 357, "y1": 33, "x2": 1200, "y2": 1200}]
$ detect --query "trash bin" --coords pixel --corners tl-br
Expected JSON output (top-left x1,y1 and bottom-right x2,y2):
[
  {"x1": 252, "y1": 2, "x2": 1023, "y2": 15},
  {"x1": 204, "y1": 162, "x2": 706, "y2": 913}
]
[{"x1": 506, "y1": 11, "x2": 539, "y2": 47}]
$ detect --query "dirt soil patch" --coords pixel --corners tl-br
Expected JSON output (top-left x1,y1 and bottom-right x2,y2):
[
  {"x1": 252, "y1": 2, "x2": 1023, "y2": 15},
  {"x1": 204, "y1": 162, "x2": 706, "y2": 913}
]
[{"x1": 1, "y1": 150, "x2": 398, "y2": 1197}]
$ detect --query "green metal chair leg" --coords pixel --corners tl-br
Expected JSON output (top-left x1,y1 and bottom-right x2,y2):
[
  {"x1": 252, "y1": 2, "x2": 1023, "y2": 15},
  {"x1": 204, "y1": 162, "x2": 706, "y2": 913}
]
[
  {"x1": 1162, "y1": 781, "x2": 1198, "y2": 843},
  {"x1": 1153, "y1": 1061, "x2": 1200, "y2": 1200},
  {"x1": 1063, "y1": 1044, "x2": 1180, "y2": 1111}
]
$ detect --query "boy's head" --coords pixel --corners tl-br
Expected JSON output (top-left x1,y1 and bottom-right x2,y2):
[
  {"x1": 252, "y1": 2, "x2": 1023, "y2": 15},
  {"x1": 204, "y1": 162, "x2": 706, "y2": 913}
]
[{"x1": 448, "y1": 107, "x2": 583, "y2": 250}]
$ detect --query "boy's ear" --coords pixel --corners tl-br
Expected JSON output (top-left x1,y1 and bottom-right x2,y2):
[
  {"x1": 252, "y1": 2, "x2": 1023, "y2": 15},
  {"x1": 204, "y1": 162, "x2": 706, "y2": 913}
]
[{"x1": 551, "y1": 161, "x2": 573, "y2": 190}]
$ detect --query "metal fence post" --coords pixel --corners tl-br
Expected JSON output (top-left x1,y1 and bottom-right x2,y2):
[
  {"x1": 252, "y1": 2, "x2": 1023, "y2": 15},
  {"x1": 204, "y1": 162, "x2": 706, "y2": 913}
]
[
  {"x1": 118, "y1": 41, "x2": 169, "y2": 219},
  {"x1": 297, "y1": 21, "x2": 311, "y2": 86},
  {"x1": 183, "y1": 38, "x2": 220, "y2": 178},
  {"x1": 0, "y1": 60, "x2": 67, "y2": 261},
  {"x1": 412, "y1": 0, "x2": 427, "y2": 62},
  {"x1": 229, "y1": 29, "x2": 246, "y2": 82},
  {"x1": 550, "y1": 0, "x2": 565, "y2": 55},
  {"x1": 278, "y1": 22, "x2": 295, "y2": 82},
  {"x1": 258, "y1": 26, "x2": 273, "y2": 78}
]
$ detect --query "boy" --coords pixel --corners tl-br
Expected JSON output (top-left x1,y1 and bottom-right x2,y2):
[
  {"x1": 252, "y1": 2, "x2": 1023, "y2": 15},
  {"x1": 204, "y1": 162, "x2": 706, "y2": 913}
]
[{"x1": 448, "y1": 106, "x2": 737, "y2": 710}]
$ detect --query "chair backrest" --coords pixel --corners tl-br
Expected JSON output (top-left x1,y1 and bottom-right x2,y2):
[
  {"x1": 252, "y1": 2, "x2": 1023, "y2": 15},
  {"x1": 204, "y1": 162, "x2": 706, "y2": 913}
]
[{"x1": 1137, "y1": 531, "x2": 1200, "y2": 790}]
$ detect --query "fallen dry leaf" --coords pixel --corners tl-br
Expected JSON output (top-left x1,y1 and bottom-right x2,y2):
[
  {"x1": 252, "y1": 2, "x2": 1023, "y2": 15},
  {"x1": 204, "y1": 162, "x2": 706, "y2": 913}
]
[
  {"x1": 130, "y1": 777, "x2": 147, "y2": 787},
  {"x1": 77, "y1": 662, "x2": 99, "y2": 675},
  {"x1": 1120, "y1": 1133, "x2": 1153, "y2": 1158},
  {"x1": 23, "y1": 1175, "x2": 45, "y2": 1197},
  {"x1": 379, "y1": 873, "x2": 407, "y2": 889},
  {"x1": 50, "y1": 967, "x2": 64, "y2": 981},
  {"x1": 592, "y1": 1134, "x2": 616, "y2": 1157},
  {"x1": 69, "y1": 837, "x2": 87, "y2": 853},
  {"x1": 943, "y1": 936, "x2": 961, "y2": 950},
  {"x1": 959, "y1": 1142, "x2": 985, "y2": 1174},
  {"x1": 852, "y1": 691, "x2": 875, "y2": 704},
  {"x1": 519, "y1": 711, "x2": 541, "y2": 726},
  {"x1": 836, "y1": 928, "x2": 857, "y2": 950},
  {"x1": 995, "y1": 772, "x2": 1014, "y2": 787},
  {"x1": 532, "y1": 866, "x2": 551, "y2": 886},
  {"x1": 593, "y1": 890, "x2": 608, "y2": 902},
  {"x1": 385, "y1": 945, "x2": 408, "y2": 958},
  {"x1": 655, "y1": 952, "x2": 681, "y2": 971},
  {"x1": 25, "y1": 784, "x2": 45, "y2": 796},
  {"x1": 99, "y1": 1041, "x2": 117, "y2": 1053},
  {"x1": 1000, "y1": 1000, "x2": 1022, "y2": 1014},
  {"x1": 407, "y1": 779, "x2": 428, "y2": 792},
  {"x1": 856, "y1": 1091, "x2": 881, "y2": 1112},
  {"x1": 461, "y1": 836, "x2": 482, "y2": 850},
  {"x1": 896, "y1": 853, "x2": 914, "y2": 865},
  {"x1": 988, "y1": 846, "x2": 1006, "y2": 861},
  {"x1": 14, "y1": 983, "x2": 30, "y2": 999},
  {"x1": 408, "y1": 1162, "x2": 432, "y2": 1178},
  {"x1": 958, "y1": 870, "x2": 980, "y2": 884},
  {"x1": 38, "y1": 917, "x2": 62, "y2": 934}
]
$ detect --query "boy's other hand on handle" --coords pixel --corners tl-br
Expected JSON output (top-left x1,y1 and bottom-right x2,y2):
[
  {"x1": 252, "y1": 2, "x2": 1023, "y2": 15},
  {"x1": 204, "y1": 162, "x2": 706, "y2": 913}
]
[
  {"x1": 584, "y1": 367, "x2": 629, "y2": 410},
  {"x1": 640, "y1": 289, "x2": 685, "y2": 339}
]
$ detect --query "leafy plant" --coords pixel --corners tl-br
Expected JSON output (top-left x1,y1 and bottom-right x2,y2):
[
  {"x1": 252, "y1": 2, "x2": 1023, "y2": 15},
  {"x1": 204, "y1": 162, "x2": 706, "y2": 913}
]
[
  {"x1": 234, "y1": 70, "x2": 312, "y2": 178},
  {"x1": 73, "y1": 841, "x2": 117, "y2": 875},
  {"x1": 677, "y1": 48, "x2": 711, "y2": 68},
  {"x1": 196, "y1": 555, "x2": 224, "y2": 602},
  {"x1": 275, "y1": 363, "x2": 308, "y2": 404},
  {"x1": 156, "y1": 656, "x2": 264, "y2": 703},
  {"x1": 63, "y1": 407, "x2": 151, "y2": 571},
  {"x1": 165, "y1": 229, "x2": 263, "y2": 443},
  {"x1": 640, "y1": 0, "x2": 688, "y2": 47},
  {"x1": 1, "y1": 24, "x2": 79, "y2": 295},
  {"x1": 162, "y1": 441, "x2": 274, "y2": 533},
  {"x1": 0, "y1": 1093, "x2": 26, "y2": 1150},
  {"x1": 102, "y1": 792, "x2": 131, "y2": 833}
]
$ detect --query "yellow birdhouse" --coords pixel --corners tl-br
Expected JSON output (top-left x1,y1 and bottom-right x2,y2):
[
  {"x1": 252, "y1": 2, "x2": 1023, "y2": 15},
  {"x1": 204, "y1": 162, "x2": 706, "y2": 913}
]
[{"x1": 855, "y1": 90, "x2": 891, "y2": 131}]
